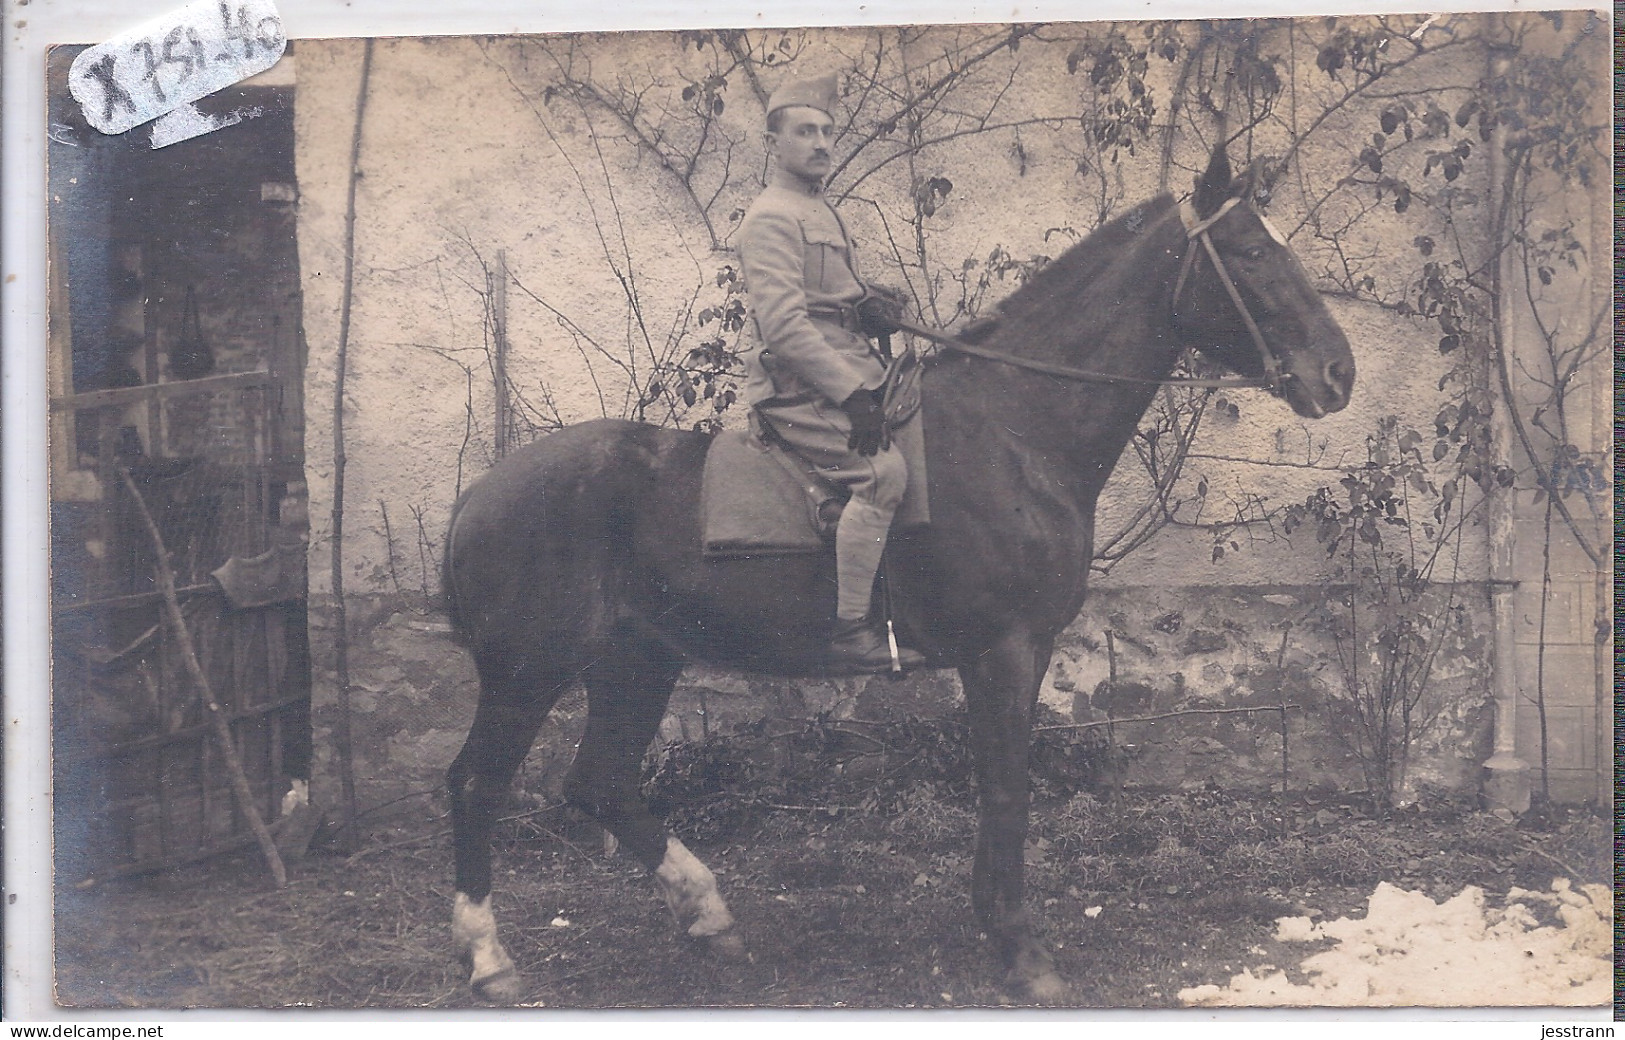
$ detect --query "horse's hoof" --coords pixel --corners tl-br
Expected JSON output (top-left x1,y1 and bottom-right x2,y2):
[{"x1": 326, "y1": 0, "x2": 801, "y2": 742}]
[
  {"x1": 1020, "y1": 971, "x2": 1072, "y2": 1006},
  {"x1": 471, "y1": 967, "x2": 526, "y2": 1005},
  {"x1": 698, "y1": 927, "x2": 750, "y2": 961}
]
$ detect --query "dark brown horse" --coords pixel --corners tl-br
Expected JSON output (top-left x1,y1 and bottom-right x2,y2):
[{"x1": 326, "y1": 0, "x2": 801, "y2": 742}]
[{"x1": 441, "y1": 144, "x2": 1355, "y2": 1003}]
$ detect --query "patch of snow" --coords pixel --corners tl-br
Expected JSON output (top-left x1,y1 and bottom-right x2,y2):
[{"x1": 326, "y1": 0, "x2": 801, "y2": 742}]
[
  {"x1": 1178, "y1": 879, "x2": 1610, "y2": 1007},
  {"x1": 1273, "y1": 915, "x2": 1318, "y2": 942}
]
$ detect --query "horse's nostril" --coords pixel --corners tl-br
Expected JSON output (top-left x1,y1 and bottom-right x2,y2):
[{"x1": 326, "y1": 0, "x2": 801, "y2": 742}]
[{"x1": 1325, "y1": 359, "x2": 1352, "y2": 398}]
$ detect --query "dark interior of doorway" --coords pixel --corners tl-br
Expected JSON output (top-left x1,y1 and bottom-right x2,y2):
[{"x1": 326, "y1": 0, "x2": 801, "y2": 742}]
[{"x1": 47, "y1": 45, "x2": 314, "y2": 883}]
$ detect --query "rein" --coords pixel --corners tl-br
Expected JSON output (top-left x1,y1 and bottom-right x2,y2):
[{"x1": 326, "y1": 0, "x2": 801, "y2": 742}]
[{"x1": 898, "y1": 197, "x2": 1283, "y2": 392}]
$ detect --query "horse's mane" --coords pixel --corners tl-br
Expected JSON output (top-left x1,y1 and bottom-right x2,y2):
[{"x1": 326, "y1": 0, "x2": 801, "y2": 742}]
[{"x1": 964, "y1": 193, "x2": 1178, "y2": 347}]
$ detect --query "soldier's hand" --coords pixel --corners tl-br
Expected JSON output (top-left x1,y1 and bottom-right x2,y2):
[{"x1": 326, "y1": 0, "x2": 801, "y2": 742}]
[
  {"x1": 841, "y1": 388, "x2": 887, "y2": 456},
  {"x1": 857, "y1": 285, "x2": 907, "y2": 339}
]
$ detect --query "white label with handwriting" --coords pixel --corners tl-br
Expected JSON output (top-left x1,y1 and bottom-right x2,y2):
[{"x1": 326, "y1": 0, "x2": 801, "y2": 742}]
[{"x1": 69, "y1": 0, "x2": 285, "y2": 135}]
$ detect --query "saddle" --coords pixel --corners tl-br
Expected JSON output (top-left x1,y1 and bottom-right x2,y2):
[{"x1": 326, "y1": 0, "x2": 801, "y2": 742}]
[{"x1": 702, "y1": 349, "x2": 929, "y2": 558}]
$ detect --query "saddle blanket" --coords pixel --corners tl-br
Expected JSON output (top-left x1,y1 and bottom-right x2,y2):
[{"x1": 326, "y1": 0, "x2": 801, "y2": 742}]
[{"x1": 701, "y1": 411, "x2": 930, "y2": 558}]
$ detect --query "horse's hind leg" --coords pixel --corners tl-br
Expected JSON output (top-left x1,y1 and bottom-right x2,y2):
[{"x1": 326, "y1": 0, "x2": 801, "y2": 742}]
[
  {"x1": 569, "y1": 635, "x2": 743, "y2": 956},
  {"x1": 447, "y1": 671, "x2": 564, "y2": 1002}
]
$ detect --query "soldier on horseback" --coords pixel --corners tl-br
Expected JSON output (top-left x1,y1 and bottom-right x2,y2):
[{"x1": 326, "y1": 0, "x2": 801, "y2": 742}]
[
  {"x1": 738, "y1": 73, "x2": 925, "y2": 674},
  {"x1": 443, "y1": 118, "x2": 1357, "y2": 999}
]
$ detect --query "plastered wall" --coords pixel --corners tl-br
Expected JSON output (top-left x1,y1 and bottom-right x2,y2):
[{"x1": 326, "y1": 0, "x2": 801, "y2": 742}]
[{"x1": 292, "y1": 22, "x2": 1607, "y2": 806}]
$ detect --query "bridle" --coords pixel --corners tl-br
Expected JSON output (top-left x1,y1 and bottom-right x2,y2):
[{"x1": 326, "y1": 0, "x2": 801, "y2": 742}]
[
  {"x1": 1171, "y1": 196, "x2": 1284, "y2": 390},
  {"x1": 895, "y1": 195, "x2": 1286, "y2": 392}
]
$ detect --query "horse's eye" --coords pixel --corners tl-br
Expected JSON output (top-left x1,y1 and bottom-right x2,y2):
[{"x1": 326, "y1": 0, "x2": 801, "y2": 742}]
[{"x1": 1243, "y1": 246, "x2": 1267, "y2": 262}]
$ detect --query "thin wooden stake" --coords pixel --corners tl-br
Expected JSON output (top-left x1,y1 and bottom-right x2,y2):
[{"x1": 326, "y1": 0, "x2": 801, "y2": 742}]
[
  {"x1": 1276, "y1": 624, "x2": 1292, "y2": 804},
  {"x1": 1104, "y1": 629, "x2": 1118, "y2": 686},
  {"x1": 1103, "y1": 630, "x2": 1118, "y2": 750},
  {"x1": 492, "y1": 249, "x2": 509, "y2": 459},
  {"x1": 329, "y1": 39, "x2": 376, "y2": 844},
  {"x1": 118, "y1": 468, "x2": 287, "y2": 887}
]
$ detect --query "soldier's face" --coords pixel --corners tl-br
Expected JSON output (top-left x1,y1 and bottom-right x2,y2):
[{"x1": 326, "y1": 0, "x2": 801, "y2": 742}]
[{"x1": 769, "y1": 107, "x2": 835, "y2": 183}]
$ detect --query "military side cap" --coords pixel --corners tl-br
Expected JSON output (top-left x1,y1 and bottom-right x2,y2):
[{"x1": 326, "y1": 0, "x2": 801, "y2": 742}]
[{"x1": 766, "y1": 73, "x2": 838, "y2": 120}]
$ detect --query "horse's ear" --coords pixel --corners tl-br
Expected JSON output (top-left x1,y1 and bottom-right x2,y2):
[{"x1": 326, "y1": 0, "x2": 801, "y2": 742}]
[
  {"x1": 1242, "y1": 158, "x2": 1286, "y2": 207},
  {"x1": 1192, "y1": 140, "x2": 1233, "y2": 219},
  {"x1": 1238, "y1": 162, "x2": 1264, "y2": 204}
]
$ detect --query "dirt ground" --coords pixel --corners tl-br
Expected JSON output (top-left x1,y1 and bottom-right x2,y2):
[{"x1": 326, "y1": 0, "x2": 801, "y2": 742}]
[{"x1": 53, "y1": 747, "x2": 1609, "y2": 1011}]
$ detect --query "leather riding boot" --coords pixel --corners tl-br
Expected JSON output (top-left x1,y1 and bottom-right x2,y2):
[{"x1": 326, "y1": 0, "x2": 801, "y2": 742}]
[{"x1": 828, "y1": 615, "x2": 925, "y2": 674}]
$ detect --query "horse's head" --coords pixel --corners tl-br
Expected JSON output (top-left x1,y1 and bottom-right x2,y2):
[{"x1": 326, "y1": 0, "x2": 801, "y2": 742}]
[{"x1": 1172, "y1": 143, "x2": 1355, "y2": 418}]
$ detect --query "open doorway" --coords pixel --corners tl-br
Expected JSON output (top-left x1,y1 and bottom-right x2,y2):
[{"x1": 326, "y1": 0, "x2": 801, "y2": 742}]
[{"x1": 48, "y1": 47, "x2": 312, "y2": 881}]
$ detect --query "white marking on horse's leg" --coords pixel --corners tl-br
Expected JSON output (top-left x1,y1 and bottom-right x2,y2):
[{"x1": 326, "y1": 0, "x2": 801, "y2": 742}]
[
  {"x1": 452, "y1": 892, "x2": 521, "y2": 1000},
  {"x1": 279, "y1": 778, "x2": 309, "y2": 816},
  {"x1": 654, "y1": 836, "x2": 735, "y2": 939}
]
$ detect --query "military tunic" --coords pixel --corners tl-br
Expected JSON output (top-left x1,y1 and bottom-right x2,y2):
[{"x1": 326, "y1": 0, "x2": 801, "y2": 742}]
[
  {"x1": 738, "y1": 171, "x2": 907, "y2": 517},
  {"x1": 739, "y1": 173, "x2": 887, "y2": 407}
]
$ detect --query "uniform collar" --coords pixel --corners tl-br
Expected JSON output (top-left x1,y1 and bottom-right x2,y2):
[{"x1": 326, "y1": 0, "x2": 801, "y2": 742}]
[{"x1": 771, "y1": 168, "x2": 825, "y2": 197}]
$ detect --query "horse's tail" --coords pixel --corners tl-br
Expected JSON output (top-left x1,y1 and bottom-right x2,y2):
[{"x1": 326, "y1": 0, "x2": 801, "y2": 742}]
[{"x1": 441, "y1": 491, "x2": 469, "y2": 644}]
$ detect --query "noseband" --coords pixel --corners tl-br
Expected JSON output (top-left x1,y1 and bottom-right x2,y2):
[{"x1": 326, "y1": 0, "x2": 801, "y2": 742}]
[{"x1": 893, "y1": 197, "x2": 1286, "y2": 391}]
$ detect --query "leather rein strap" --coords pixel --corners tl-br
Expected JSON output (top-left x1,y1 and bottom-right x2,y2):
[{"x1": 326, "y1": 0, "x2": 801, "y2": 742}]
[{"x1": 895, "y1": 196, "x2": 1282, "y2": 392}]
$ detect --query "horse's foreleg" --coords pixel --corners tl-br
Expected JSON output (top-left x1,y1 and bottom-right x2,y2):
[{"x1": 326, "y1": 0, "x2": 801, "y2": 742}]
[
  {"x1": 450, "y1": 890, "x2": 518, "y2": 1002},
  {"x1": 573, "y1": 639, "x2": 745, "y2": 958},
  {"x1": 959, "y1": 626, "x2": 1069, "y2": 1004},
  {"x1": 448, "y1": 686, "x2": 553, "y2": 1003}
]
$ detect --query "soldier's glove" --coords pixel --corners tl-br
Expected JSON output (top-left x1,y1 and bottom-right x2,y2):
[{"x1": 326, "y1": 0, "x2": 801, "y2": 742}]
[
  {"x1": 841, "y1": 387, "x2": 888, "y2": 457},
  {"x1": 856, "y1": 285, "x2": 908, "y2": 339}
]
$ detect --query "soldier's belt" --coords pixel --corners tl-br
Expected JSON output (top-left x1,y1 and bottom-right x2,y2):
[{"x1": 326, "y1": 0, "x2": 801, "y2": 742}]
[{"x1": 805, "y1": 304, "x2": 863, "y2": 334}]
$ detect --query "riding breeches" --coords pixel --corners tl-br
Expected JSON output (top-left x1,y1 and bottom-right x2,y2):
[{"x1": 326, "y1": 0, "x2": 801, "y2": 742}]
[{"x1": 755, "y1": 395, "x2": 907, "y2": 621}]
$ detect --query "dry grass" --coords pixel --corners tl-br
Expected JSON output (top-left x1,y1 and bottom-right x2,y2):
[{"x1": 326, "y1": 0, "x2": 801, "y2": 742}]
[{"x1": 53, "y1": 767, "x2": 1609, "y2": 1010}]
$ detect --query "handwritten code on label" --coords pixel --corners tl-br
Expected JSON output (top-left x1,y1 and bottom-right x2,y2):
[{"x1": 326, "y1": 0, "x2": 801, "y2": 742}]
[{"x1": 69, "y1": 0, "x2": 285, "y2": 136}]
